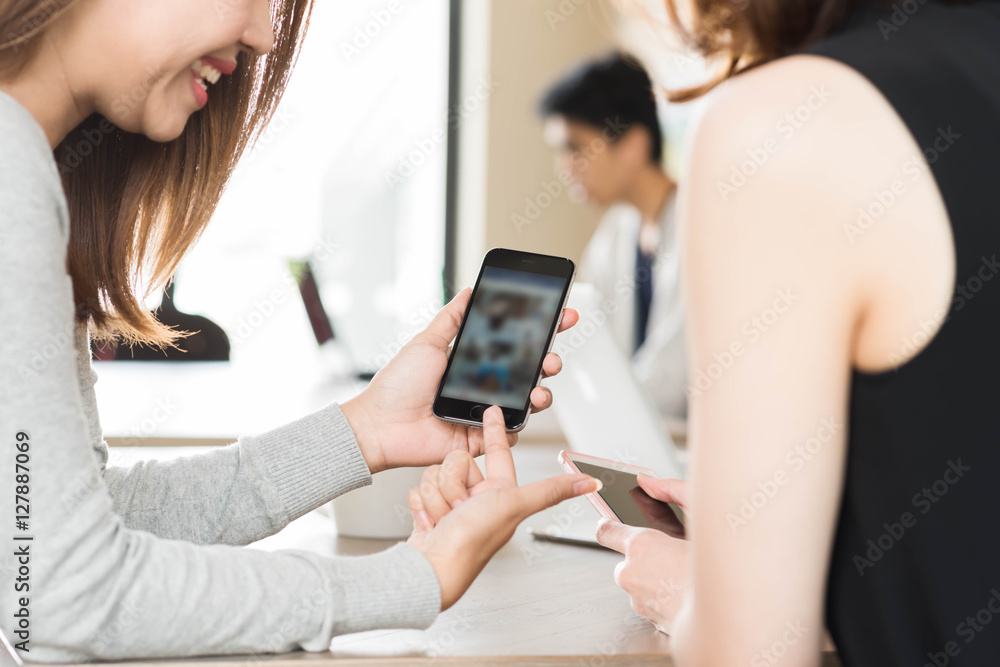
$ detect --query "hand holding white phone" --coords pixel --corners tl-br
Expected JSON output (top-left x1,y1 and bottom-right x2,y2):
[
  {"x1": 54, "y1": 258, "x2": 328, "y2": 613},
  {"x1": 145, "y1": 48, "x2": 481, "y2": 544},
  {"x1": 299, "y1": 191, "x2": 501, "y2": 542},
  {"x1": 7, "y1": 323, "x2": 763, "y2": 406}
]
[{"x1": 558, "y1": 450, "x2": 686, "y2": 538}]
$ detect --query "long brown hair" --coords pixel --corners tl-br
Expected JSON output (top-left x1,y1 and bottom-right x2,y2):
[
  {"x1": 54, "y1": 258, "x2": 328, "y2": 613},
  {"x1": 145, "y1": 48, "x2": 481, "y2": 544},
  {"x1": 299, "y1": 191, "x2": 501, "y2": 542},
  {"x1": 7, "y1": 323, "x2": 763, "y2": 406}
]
[
  {"x1": 0, "y1": 0, "x2": 314, "y2": 346},
  {"x1": 661, "y1": 0, "x2": 965, "y2": 101}
]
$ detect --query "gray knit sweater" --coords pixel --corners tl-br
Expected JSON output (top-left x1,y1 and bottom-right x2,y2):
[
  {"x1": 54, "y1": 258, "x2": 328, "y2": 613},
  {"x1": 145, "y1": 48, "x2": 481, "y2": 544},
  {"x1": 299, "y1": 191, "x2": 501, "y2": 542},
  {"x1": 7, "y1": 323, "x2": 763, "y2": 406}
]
[{"x1": 0, "y1": 90, "x2": 441, "y2": 662}]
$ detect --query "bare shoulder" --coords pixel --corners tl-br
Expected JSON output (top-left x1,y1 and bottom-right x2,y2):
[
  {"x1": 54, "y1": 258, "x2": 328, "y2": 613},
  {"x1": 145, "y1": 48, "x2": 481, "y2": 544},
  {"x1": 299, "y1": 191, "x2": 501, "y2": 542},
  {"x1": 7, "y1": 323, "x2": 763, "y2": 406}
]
[
  {"x1": 687, "y1": 53, "x2": 919, "y2": 210},
  {"x1": 682, "y1": 53, "x2": 955, "y2": 372}
]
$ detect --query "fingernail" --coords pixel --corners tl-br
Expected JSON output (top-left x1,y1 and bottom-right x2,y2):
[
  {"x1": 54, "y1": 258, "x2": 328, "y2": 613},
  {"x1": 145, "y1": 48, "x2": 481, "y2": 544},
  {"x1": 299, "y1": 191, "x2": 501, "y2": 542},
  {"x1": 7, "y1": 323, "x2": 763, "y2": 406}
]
[
  {"x1": 574, "y1": 477, "x2": 602, "y2": 495},
  {"x1": 451, "y1": 498, "x2": 465, "y2": 510},
  {"x1": 418, "y1": 510, "x2": 434, "y2": 530}
]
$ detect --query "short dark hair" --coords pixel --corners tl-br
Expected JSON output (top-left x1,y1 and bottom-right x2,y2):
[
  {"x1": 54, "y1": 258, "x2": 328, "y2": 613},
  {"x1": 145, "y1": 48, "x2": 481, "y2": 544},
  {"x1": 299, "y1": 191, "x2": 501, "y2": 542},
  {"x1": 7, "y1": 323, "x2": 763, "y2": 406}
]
[{"x1": 539, "y1": 52, "x2": 663, "y2": 164}]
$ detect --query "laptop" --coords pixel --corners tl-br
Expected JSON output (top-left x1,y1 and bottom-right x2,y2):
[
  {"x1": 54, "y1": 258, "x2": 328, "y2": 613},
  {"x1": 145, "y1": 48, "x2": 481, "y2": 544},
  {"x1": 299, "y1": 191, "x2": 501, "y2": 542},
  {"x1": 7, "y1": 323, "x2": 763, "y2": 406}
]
[
  {"x1": 525, "y1": 283, "x2": 687, "y2": 549},
  {"x1": 547, "y1": 283, "x2": 687, "y2": 480}
]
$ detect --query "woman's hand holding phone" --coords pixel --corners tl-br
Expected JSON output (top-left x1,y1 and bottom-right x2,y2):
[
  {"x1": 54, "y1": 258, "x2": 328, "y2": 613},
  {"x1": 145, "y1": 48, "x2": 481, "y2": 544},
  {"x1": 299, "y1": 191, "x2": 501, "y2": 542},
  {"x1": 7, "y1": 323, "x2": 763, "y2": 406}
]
[
  {"x1": 595, "y1": 475, "x2": 691, "y2": 635},
  {"x1": 340, "y1": 288, "x2": 579, "y2": 473},
  {"x1": 430, "y1": 249, "x2": 575, "y2": 431},
  {"x1": 406, "y1": 406, "x2": 600, "y2": 610}
]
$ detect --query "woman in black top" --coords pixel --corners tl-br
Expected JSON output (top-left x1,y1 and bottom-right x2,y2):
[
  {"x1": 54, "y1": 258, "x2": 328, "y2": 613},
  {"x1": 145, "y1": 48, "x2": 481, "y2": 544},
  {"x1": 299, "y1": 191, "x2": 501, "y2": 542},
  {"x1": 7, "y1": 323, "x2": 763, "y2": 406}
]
[{"x1": 588, "y1": 2, "x2": 1000, "y2": 665}]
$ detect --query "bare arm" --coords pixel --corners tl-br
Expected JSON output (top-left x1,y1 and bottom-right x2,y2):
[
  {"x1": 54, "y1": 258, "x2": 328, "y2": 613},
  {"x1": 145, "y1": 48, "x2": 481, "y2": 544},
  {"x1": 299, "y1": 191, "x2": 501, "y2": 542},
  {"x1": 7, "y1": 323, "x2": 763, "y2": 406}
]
[{"x1": 671, "y1": 54, "x2": 953, "y2": 666}]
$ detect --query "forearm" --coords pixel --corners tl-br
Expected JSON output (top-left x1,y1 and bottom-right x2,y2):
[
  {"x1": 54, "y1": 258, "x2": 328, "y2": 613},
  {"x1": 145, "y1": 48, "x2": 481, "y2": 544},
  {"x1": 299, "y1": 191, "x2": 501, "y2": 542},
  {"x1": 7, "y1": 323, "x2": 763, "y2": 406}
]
[
  {"x1": 2, "y1": 422, "x2": 439, "y2": 662},
  {"x1": 100, "y1": 402, "x2": 373, "y2": 545},
  {"x1": 26, "y1": 528, "x2": 441, "y2": 662},
  {"x1": 339, "y1": 396, "x2": 389, "y2": 474},
  {"x1": 673, "y1": 613, "x2": 822, "y2": 667}
]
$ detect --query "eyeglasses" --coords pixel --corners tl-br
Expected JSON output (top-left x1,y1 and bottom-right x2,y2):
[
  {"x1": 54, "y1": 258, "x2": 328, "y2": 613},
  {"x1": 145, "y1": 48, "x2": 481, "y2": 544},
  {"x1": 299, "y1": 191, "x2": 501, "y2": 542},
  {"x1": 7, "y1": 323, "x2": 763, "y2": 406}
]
[{"x1": 0, "y1": 629, "x2": 22, "y2": 667}]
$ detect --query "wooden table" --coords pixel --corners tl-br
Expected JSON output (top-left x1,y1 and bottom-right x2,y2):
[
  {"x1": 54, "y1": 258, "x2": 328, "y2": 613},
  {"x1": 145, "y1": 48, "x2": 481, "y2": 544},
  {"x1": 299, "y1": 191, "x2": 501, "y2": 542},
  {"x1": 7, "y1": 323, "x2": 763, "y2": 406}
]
[
  {"x1": 93, "y1": 443, "x2": 841, "y2": 667},
  {"x1": 91, "y1": 363, "x2": 834, "y2": 665}
]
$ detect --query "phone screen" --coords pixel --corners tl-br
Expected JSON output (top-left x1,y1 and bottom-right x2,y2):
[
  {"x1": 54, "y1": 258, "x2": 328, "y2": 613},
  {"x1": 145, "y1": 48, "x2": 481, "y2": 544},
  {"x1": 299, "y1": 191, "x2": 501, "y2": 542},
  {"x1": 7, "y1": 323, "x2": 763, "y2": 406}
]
[
  {"x1": 572, "y1": 460, "x2": 686, "y2": 538},
  {"x1": 439, "y1": 266, "x2": 567, "y2": 409}
]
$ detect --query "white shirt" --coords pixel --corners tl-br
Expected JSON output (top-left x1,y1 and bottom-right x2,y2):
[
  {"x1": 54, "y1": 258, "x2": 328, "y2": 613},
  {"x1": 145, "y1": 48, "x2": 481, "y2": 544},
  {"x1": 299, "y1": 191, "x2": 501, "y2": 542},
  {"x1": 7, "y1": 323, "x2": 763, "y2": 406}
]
[{"x1": 579, "y1": 195, "x2": 687, "y2": 420}]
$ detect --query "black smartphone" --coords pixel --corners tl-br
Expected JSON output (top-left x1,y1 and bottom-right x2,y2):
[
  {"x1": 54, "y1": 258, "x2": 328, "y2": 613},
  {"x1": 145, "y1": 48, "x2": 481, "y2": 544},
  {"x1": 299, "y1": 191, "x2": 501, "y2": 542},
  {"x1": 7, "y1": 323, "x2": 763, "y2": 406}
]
[{"x1": 433, "y1": 248, "x2": 575, "y2": 432}]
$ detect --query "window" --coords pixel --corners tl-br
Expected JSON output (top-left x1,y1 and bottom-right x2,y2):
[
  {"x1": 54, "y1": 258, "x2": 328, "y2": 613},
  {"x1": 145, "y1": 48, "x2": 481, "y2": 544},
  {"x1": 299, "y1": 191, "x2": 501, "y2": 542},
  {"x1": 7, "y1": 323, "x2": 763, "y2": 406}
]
[{"x1": 172, "y1": 0, "x2": 451, "y2": 376}]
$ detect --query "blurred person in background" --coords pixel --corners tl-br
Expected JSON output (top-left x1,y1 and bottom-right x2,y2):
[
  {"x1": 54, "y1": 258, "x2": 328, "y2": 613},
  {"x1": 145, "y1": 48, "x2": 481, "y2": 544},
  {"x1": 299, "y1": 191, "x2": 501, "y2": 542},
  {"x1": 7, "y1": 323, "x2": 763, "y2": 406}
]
[{"x1": 540, "y1": 52, "x2": 687, "y2": 422}]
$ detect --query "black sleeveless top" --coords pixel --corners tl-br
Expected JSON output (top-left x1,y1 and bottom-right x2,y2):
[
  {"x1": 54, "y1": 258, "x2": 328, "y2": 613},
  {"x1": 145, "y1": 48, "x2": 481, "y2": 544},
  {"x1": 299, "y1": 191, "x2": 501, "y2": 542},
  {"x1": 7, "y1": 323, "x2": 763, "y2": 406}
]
[{"x1": 803, "y1": 3, "x2": 1000, "y2": 665}]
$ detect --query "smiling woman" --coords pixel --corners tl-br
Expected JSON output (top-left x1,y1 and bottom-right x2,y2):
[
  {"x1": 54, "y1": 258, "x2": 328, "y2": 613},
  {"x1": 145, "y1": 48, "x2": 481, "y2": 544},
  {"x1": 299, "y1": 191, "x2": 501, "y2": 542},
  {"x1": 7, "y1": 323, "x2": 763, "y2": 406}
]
[
  {"x1": 0, "y1": 3, "x2": 598, "y2": 658},
  {"x1": 0, "y1": 0, "x2": 312, "y2": 347}
]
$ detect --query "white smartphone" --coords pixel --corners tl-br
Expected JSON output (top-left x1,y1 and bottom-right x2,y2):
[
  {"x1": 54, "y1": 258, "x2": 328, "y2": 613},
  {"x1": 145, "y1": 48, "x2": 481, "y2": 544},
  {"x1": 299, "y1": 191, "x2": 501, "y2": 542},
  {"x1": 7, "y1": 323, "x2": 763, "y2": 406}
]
[{"x1": 559, "y1": 450, "x2": 686, "y2": 538}]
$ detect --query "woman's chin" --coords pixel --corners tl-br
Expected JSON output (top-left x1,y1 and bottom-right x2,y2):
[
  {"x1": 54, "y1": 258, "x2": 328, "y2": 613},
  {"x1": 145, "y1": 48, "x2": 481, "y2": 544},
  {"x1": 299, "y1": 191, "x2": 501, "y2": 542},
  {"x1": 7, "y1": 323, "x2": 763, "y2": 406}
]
[{"x1": 142, "y1": 112, "x2": 195, "y2": 143}]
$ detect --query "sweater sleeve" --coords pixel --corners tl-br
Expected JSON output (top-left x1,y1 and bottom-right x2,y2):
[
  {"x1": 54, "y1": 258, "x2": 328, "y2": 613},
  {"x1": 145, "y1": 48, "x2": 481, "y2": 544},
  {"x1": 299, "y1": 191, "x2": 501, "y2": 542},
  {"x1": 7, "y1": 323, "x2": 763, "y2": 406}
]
[
  {"x1": 0, "y1": 96, "x2": 441, "y2": 662},
  {"x1": 75, "y1": 334, "x2": 373, "y2": 545}
]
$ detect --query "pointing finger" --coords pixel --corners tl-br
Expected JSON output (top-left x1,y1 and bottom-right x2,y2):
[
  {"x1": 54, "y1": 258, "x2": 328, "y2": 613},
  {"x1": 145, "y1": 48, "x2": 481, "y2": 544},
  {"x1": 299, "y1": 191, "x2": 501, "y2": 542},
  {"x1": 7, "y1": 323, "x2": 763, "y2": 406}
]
[
  {"x1": 483, "y1": 406, "x2": 517, "y2": 485},
  {"x1": 514, "y1": 473, "x2": 601, "y2": 519}
]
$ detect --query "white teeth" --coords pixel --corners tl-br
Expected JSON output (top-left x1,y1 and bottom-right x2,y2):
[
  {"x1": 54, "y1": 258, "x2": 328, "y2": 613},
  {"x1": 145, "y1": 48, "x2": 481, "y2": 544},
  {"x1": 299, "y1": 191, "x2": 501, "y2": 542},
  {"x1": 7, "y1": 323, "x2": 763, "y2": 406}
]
[
  {"x1": 198, "y1": 63, "x2": 220, "y2": 84},
  {"x1": 190, "y1": 58, "x2": 222, "y2": 87}
]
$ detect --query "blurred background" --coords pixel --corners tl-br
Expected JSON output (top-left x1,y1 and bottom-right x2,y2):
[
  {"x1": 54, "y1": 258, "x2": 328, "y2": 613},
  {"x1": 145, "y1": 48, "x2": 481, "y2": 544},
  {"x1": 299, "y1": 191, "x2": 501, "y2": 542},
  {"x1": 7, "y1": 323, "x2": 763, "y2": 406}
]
[{"x1": 96, "y1": 0, "x2": 715, "y2": 444}]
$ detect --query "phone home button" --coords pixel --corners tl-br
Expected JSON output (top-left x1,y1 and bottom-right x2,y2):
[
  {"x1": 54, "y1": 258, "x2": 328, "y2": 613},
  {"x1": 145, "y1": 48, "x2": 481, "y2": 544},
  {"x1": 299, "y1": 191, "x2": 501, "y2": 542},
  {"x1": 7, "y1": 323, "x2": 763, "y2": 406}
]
[{"x1": 469, "y1": 405, "x2": 486, "y2": 420}]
